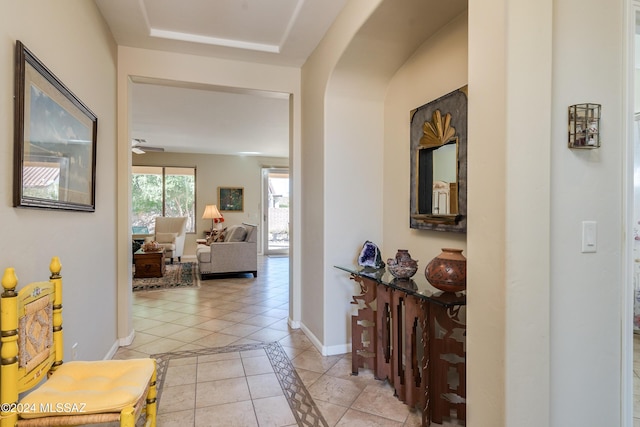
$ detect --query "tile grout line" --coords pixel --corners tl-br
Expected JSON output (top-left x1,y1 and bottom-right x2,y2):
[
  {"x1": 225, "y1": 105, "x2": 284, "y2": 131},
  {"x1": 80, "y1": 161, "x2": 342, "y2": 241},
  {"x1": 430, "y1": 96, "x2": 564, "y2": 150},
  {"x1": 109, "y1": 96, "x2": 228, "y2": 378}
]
[{"x1": 241, "y1": 350, "x2": 264, "y2": 427}]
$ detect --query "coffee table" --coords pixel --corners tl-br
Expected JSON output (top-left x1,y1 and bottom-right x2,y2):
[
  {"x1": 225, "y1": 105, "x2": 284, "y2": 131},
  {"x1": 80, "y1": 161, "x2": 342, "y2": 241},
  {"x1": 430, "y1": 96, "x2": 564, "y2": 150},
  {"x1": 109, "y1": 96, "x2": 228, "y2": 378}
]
[{"x1": 133, "y1": 248, "x2": 166, "y2": 278}]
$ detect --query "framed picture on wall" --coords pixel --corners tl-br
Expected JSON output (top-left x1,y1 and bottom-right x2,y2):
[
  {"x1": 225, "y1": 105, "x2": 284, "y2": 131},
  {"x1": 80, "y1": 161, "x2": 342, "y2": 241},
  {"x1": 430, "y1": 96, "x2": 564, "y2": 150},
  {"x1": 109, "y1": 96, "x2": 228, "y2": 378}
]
[
  {"x1": 218, "y1": 187, "x2": 244, "y2": 212},
  {"x1": 13, "y1": 40, "x2": 98, "y2": 212}
]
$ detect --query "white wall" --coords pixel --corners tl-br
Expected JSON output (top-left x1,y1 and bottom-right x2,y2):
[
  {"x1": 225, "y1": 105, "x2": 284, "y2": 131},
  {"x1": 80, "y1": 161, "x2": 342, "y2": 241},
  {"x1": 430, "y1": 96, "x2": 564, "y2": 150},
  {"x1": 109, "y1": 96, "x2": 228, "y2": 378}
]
[
  {"x1": 468, "y1": 0, "x2": 555, "y2": 424},
  {"x1": 300, "y1": 0, "x2": 383, "y2": 350},
  {"x1": 383, "y1": 14, "x2": 468, "y2": 272},
  {"x1": 134, "y1": 152, "x2": 287, "y2": 256},
  {"x1": 116, "y1": 46, "x2": 301, "y2": 340},
  {"x1": 322, "y1": 92, "x2": 385, "y2": 352},
  {"x1": 305, "y1": 0, "x2": 626, "y2": 425},
  {"x1": 0, "y1": 1, "x2": 119, "y2": 360},
  {"x1": 549, "y1": 0, "x2": 624, "y2": 425},
  {"x1": 468, "y1": 0, "x2": 624, "y2": 425}
]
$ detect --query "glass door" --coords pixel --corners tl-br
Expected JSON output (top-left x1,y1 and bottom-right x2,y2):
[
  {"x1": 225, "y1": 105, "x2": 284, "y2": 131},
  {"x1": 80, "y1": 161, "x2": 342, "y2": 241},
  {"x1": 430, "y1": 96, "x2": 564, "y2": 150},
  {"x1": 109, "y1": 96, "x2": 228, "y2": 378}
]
[{"x1": 262, "y1": 168, "x2": 289, "y2": 255}]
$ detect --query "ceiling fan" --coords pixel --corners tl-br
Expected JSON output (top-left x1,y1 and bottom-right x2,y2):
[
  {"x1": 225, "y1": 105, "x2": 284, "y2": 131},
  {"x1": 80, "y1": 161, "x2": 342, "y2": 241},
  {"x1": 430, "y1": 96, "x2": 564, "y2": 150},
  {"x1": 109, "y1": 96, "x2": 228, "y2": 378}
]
[{"x1": 131, "y1": 138, "x2": 164, "y2": 154}]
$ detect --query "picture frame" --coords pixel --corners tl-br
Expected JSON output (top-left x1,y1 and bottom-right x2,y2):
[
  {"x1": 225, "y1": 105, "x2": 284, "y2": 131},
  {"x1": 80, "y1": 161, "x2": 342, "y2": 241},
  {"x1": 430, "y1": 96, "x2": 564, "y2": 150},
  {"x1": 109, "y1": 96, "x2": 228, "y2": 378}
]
[
  {"x1": 409, "y1": 86, "x2": 467, "y2": 233},
  {"x1": 13, "y1": 40, "x2": 98, "y2": 212},
  {"x1": 218, "y1": 187, "x2": 244, "y2": 212}
]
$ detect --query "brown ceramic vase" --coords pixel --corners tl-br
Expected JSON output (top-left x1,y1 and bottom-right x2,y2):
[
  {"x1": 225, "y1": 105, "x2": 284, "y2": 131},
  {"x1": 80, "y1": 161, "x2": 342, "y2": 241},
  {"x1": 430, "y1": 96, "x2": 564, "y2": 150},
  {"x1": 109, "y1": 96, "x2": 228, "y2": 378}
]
[{"x1": 424, "y1": 248, "x2": 466, "y2": 292}]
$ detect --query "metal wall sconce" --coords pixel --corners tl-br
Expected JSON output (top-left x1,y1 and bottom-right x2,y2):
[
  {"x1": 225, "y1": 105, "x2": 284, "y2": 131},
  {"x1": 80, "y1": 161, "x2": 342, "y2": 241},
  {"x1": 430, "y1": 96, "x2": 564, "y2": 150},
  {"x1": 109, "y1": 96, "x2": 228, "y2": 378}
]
[{"x1": 568, "y1": 103, "x2": 601, "y2": 149}]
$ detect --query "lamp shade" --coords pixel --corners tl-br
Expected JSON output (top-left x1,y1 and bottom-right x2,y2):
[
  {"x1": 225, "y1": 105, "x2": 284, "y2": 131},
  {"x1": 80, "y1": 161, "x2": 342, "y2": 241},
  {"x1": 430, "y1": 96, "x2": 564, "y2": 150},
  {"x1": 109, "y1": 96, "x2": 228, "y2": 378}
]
[{"x1": 202, "y1": 204, "x2": 222, "y2": 220}]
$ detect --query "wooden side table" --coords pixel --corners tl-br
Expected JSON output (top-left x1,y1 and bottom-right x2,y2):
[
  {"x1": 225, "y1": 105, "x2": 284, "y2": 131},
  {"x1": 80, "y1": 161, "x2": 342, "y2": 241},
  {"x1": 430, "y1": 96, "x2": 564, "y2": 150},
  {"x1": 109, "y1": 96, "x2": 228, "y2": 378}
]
[
  {"x1": 336, "y1": 265, "x2": 466, "y2": 426},
  {"x1": 133, "y1": 249, "x2": 165, "y2": 278}
]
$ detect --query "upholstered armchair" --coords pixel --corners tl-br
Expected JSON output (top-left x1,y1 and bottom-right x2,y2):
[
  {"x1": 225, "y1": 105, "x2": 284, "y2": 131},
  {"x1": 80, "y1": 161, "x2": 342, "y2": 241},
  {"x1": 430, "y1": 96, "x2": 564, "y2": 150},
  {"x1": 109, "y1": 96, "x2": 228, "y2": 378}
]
[{"x1": 153, "y1": 216, "x2": 187, "y2": 263}]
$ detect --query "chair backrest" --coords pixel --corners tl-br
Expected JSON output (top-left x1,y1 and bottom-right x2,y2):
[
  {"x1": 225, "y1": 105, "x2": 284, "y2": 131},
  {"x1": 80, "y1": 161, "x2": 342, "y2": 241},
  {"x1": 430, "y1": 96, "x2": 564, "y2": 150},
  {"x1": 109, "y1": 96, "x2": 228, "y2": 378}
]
[
  {"x1": 1, "y1": 257, "x2": 63, "y2": 400},
  {"x1": 154, "y1": 216, "x2": 187, "y2": 236}
]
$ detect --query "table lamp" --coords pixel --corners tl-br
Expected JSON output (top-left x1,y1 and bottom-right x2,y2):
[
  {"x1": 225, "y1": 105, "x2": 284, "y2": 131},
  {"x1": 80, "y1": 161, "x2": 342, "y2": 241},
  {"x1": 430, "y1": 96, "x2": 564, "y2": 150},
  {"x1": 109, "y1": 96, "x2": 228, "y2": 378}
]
[{"x1": 202, "y1": 204, "x2": 223, "y2": 232}]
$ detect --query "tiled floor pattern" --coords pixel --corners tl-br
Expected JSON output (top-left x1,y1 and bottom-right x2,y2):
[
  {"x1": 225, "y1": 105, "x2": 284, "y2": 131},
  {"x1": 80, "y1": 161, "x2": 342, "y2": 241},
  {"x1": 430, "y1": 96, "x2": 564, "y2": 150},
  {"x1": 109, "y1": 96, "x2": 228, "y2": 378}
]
[
  {"x1": 112, "y1": 255, "x2": 465, "y2": 426},
  {"x1": 152, "y1": 342, "x2": 327, "y2": 426}
]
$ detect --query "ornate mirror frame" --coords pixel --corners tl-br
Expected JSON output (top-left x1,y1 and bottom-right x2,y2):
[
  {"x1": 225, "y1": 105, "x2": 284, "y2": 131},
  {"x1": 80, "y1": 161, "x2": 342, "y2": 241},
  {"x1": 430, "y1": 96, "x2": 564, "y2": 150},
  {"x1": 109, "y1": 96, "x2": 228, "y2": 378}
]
[{"x1": 410, "y1": 86, "x2": 467, "y2": 233}]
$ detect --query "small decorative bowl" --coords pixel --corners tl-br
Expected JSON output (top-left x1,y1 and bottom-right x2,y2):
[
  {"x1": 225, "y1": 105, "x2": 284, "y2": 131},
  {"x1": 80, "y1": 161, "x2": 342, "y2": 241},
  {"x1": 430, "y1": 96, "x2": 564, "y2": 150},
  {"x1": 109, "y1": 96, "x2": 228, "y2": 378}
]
[
  {"x1": 142, "y1": 241, "x2": 161, "y2": 252},
  {"x1": 387, "y1": 264, "x2": 418, "y2": 279}
]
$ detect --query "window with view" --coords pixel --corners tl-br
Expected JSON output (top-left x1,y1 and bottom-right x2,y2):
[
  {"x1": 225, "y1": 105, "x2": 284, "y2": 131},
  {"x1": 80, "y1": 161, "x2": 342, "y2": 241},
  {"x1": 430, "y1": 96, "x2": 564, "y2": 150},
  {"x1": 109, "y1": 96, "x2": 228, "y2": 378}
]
[{"x1": 132, "y1": 166, "x2": 196, "y2": 233}]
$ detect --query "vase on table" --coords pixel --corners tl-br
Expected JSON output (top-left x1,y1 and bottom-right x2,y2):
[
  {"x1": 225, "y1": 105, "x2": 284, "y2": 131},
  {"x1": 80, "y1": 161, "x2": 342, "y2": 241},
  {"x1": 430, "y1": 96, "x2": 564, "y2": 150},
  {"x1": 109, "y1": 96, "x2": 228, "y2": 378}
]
[
  {"x1": 387, "y1": 249, "x2": 418, "y2": 279},
  {"x1": 424, "y1": 248, "x2": 466, "y2": 292}
]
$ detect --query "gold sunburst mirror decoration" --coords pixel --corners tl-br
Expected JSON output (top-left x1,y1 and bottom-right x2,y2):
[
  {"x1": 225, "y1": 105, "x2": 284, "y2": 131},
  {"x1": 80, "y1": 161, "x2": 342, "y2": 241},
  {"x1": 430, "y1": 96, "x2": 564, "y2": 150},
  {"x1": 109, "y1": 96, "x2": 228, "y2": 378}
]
[{"x1": 420, "y1": 110, "x2": 456, "y2": 148}]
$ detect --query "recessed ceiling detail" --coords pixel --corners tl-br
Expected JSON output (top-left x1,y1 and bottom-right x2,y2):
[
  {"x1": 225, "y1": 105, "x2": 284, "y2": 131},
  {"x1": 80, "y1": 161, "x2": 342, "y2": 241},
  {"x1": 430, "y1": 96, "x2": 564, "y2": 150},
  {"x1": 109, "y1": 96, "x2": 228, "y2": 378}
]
[
  {"x1": 148, "y1": 28, "x2": 281, "y2": 53},
  {"x1": 141, "y1": 0, "x2": 303, "y2": 53},
  {"x1": 95, "y1": 0, "x2": 346, "y2": 67}
]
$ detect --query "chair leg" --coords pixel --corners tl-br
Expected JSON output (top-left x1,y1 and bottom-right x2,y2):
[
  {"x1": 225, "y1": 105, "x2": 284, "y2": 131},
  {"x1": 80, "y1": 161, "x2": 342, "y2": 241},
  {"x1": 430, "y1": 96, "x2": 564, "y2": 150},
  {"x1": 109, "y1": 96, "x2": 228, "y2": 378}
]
[
  {"x1": 145, "y1": 361, "x2": 158, "y2": 427},
  {"x1": 178, "y1": 256, "x2": 181, "y2": 263},
  {"x1": 120, "y1": 405, "x2": 135, "y2": 427}
]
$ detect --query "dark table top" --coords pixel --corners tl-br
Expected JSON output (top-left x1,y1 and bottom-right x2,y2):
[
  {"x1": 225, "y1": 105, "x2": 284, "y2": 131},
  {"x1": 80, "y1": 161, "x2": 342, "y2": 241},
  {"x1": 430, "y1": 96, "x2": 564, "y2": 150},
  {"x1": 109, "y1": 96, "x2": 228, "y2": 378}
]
[{"x1": 335, "y1": 264, "x2": 466, "y2": 307}]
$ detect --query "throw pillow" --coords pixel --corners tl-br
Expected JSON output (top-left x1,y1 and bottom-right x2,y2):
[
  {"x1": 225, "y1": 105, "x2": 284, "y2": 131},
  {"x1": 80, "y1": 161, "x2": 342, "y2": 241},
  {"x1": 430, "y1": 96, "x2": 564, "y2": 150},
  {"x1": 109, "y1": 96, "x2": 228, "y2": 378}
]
[
  {"x1": 225, "y1": 225, "x2": 247, "y2": 242},
  {"x1": 206, "y1": 227, "x2": 227, "y2": 245},
  {"x1": 215, "y1": 227, "x2": 227, "y2": 242},
  {"x1": 206, "y1": 234, "x2": 215, "y2": 245},
  {"x1": 207, "y1": 227, "x2": 227, "y2": 246}
]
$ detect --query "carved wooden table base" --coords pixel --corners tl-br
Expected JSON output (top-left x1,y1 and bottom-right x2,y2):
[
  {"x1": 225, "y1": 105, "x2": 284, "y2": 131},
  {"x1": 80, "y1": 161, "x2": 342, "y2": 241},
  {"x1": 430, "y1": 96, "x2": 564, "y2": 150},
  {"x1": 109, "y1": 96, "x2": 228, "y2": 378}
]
[{"x1": 346, "y1": 271, "x2": 466, "y2": 426}]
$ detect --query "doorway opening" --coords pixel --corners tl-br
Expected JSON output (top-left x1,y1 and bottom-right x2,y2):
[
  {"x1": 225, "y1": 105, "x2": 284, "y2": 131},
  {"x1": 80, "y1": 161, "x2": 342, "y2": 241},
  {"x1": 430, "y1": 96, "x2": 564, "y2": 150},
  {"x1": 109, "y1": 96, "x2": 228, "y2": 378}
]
[{"x1": 262, "y1": 168, "x2": 289, "y2": 256}]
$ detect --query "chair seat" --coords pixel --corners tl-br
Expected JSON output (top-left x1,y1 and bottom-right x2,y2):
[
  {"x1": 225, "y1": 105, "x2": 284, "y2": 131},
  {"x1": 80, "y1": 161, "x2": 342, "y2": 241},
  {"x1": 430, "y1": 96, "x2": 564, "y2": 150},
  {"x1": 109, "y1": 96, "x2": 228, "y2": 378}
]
[
  {"x1": 19, "y1": 359, "x2": 154, "y2": 418},
  {"x1": 159, "y1": 243, "x2": 175, "y2": 252}
]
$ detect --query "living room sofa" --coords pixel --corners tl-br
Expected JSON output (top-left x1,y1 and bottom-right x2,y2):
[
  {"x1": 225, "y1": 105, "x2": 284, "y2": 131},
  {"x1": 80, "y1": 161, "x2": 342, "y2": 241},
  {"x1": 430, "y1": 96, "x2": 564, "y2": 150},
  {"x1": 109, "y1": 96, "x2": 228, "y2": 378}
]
[{"x1": 196, "y1": 223, "x2": 258, "y2": 278}]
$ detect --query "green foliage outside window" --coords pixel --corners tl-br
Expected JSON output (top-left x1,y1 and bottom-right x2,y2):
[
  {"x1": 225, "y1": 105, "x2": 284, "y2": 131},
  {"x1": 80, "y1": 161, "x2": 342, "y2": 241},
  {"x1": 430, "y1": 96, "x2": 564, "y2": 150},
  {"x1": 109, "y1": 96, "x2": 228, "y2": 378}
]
[{"x1": 132, "y1": 166, "x2": 195, "y2": 233}]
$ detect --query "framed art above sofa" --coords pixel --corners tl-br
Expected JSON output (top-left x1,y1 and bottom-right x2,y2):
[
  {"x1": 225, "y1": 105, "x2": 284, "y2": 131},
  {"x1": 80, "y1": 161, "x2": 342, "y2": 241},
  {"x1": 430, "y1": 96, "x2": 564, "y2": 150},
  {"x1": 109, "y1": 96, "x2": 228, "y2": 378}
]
[{"x1": 218, "y1": 187, "x2": 244, "y2": 212}]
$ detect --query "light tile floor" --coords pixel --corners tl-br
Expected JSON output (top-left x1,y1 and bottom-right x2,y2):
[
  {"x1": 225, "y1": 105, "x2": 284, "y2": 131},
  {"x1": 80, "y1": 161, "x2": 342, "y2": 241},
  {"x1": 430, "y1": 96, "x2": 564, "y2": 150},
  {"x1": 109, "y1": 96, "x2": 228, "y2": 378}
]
[{"x1": 112, "y1": 256, "x2": 464, "y2": 427}]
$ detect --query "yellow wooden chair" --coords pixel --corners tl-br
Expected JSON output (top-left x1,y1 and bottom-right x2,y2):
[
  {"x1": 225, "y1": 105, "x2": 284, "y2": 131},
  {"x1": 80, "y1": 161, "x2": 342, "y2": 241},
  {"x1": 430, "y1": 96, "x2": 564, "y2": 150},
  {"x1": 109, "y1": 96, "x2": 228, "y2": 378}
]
[{"x1": 0, "y1": 257, "x2": 157, "y2": 427}]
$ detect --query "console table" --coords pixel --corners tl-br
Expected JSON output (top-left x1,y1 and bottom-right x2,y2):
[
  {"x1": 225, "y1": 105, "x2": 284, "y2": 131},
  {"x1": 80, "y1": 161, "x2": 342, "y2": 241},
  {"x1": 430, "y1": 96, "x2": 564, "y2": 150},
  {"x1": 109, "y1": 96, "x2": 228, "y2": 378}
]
[{"x1": 335, "y1": 265, "x2": 466, "y2": 426}]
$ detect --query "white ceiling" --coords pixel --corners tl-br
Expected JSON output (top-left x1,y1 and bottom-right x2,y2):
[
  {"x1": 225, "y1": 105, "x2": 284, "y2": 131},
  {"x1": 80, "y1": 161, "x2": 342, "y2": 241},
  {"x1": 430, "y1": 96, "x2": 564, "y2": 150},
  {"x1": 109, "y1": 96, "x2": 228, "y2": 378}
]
[
  {"x1": 94, "y1": 0, "x2": 347, "y2": 157},
  {"x1": 130, "y1": 78, "x2": 291, "y2": 157}
]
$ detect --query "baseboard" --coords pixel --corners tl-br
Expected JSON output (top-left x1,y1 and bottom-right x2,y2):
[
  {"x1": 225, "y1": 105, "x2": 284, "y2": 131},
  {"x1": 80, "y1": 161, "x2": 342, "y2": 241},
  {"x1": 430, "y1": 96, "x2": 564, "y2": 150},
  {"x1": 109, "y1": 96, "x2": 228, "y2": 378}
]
[
  {"x1": 299, "y1": 322, "x2": 351, "y2": 356},
  {"x1": 324, "y1": 342, "x2": 351, "y2": 356},
  {"x1": 300, "y1": 323, "x2": 324, "y2": 354},
  {"x1": 118, "y1": 329, "x2": 136, "y2": 347},
  {"x1": 288, "y1": 318, "x2": 301, "y2": 329},
  {"x1": 104, "y1": 340, "x2": 120, "y2": 360},
  {"x1": 106, "y1": 329, "x2": 136, "y2": 360}
]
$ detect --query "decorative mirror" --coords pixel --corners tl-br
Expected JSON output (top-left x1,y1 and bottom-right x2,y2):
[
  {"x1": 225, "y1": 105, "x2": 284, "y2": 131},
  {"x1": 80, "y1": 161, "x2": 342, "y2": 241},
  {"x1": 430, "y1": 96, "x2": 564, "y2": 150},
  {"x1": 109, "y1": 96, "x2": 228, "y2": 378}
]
[{"x1": 410, "y1": 86, "x2": 467, "y2": 233}]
